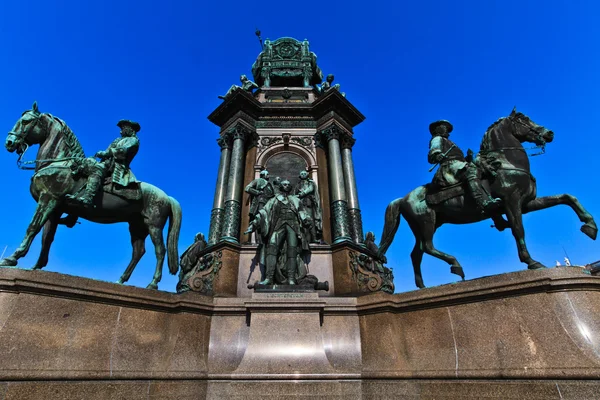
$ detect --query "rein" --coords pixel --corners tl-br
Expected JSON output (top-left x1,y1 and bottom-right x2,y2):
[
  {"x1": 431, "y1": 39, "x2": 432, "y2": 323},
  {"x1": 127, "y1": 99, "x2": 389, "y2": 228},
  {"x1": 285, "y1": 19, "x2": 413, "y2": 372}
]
[{"x1": 16, "y1": 145, "x2": 82, "y2": 170}]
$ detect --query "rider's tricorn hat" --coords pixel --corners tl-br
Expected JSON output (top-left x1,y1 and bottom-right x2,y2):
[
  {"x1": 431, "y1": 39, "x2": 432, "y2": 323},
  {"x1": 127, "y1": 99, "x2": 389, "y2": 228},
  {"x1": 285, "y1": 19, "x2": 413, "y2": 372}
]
[
  {"x1": 117, "y1": 120, "x2": 141, "y2": 133},
  {"x1": 429, "y1": 120, "x2": 453, "y2": 135}
]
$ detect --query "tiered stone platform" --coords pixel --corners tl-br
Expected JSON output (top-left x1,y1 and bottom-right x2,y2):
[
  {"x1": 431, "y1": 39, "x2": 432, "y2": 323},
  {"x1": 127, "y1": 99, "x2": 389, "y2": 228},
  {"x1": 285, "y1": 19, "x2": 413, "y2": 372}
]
[{"x1": 0, "y1": 266, "x2": 599, "y2": 399}]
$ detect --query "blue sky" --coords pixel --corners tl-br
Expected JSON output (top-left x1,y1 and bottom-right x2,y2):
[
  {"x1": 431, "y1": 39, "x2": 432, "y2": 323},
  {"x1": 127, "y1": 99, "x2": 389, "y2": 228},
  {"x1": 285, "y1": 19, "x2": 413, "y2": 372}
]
[{"x1": 0, "y1": 0, "x2": 598, "y2": 292}]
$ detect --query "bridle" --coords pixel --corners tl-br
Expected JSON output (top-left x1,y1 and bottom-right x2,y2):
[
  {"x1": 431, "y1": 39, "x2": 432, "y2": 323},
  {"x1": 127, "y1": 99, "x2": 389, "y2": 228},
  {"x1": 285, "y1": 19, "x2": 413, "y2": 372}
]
[
  {"x1": 480, "y1": 116, "x2": 547, "y2": 157},
  {"x1": 510, "y1": 116, "x2": 546, "y2": 156},
  {"x1": 8, "y1": 112, "x2": 81, "y2": 170}
]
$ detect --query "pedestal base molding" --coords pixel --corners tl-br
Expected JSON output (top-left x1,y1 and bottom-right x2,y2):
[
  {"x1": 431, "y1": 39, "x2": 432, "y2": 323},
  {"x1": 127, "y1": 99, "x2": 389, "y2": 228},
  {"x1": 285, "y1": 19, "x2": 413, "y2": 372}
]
[{"x1": 0, "y1": 267, "x2": 598, "y2": 399}]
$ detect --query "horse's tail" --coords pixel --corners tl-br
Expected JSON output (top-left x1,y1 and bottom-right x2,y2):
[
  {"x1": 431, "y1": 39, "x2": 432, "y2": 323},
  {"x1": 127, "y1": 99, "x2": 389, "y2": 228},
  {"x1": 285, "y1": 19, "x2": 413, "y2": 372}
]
[
  {"x1": 166, "y1": 196, "x2": 182, "y2": 275},
  {"x1": 378, "y1": 198, "x2": 404, "y2": 261}
]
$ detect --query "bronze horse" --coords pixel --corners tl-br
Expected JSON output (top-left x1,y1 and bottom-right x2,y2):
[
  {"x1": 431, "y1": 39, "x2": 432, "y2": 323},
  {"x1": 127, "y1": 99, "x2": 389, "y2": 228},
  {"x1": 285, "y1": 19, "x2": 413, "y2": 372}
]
[
  {"x1": 377, "y1": 109, "x2": 597, "y2": 288},
  {"x1": 1, "y1": 102, "x2": 182, "y2": 289}
]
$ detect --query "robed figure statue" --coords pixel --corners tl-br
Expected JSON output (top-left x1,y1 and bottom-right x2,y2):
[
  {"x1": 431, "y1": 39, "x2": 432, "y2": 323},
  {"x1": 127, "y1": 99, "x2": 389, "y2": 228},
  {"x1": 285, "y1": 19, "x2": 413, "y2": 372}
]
[
  {"x1": 245, "y1": 180, "x2": 311, "y2": 285},
  {"x1": 294, "y1": 170, "x2": 323, "y2": 243}
]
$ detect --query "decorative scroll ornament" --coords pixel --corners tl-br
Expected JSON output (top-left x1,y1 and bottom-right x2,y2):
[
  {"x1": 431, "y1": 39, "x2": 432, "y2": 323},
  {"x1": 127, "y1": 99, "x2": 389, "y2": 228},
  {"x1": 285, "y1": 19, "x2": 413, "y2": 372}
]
[
  {"x1": 291, "y1": 136, "x2": 314, "y2": 148},
  {"x1": 349, "y1": 251, "x2": 395, "y2": 294},
  {"x1": 177, "y1": 250, "x2": 223, "y2": 294}
]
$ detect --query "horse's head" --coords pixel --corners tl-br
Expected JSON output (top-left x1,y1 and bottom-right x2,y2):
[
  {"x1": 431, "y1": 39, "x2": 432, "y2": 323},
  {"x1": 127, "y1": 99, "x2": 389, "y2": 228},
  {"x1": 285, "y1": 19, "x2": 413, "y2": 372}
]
[
  {"x1": 5, "y1": 101, "x2": 47, "y2": 154},
  {"x1": 509, "y1": 107, "x2": 554, "y2": 147}
]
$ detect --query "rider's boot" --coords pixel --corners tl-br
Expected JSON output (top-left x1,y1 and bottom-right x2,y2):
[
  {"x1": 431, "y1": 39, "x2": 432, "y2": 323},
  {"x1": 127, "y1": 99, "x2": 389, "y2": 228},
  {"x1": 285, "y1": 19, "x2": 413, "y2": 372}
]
[
  {"x1": 66, "y1": 165, "x2": 105, "y2": 206},
  {"x1": 466, "y1": 177, "x2": 501, "y2": 213},
  {"x1": 259, "y1": 245, "x2": 277, "y2": 285},
  {"x1": 286, "y1": 247, "x2": 298, "y2": 285}
]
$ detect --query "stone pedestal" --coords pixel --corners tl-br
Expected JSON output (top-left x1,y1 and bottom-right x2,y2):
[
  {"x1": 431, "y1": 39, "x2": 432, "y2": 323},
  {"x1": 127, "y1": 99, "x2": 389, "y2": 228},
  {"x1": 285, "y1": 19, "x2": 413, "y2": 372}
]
[{"x1": 1, "y1": 266, "x2": 600, "y2": 399}]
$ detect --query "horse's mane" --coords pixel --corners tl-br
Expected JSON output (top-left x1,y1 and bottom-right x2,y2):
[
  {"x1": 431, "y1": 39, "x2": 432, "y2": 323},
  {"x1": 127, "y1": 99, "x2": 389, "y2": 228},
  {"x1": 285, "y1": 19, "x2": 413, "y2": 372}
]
[
  {"x1": 45, "y1": 113, "x2": 86, "y2": 158},
  {"x1": 480, "y1": 116, "x2": 508, "y2": 150}
]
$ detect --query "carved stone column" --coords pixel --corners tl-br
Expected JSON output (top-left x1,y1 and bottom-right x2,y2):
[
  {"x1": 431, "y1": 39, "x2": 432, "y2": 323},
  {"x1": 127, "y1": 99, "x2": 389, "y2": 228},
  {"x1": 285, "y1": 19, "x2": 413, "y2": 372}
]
[
  {"x1": 208, "y1": 134, "x2": 232, "y2": 245},
  {"x1": 341, "y1": 135, "x2": 364, "y2": 244},
  {"x1": 322, "y1": 125, "x2": 351, "y2": 243},
  {"x1": 221, "y1": 125, "x2": 250, "y2": 243}
]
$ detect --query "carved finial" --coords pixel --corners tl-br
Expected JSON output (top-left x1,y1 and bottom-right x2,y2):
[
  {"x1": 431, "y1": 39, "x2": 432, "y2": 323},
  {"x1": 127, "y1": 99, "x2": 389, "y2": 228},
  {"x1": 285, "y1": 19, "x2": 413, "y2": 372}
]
[{"x1": 255, "y1": 28, "x2": 263, "y2": 50}]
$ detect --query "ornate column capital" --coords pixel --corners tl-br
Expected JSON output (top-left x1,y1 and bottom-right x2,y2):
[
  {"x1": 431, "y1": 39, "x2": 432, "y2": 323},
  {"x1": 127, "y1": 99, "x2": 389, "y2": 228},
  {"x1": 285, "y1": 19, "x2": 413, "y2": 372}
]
[
  {"x1": 319, "y1": 124, "x2": 354, "y2": 147},
  {"x1": 225, "y1": 123, "x2": 258, "y2": 149},
  {"x1": 321, "y1": 124, "x2": 343, "y2": 142},
  {"x1": 217, "y1": 134, "x2": 232, "y2": 150},
  {"x1": 227, "y1": 124, "x2": 251, "y2": 141},
  {"x1": 340, "y1": 135, "x2": 356, "y2": 150}
]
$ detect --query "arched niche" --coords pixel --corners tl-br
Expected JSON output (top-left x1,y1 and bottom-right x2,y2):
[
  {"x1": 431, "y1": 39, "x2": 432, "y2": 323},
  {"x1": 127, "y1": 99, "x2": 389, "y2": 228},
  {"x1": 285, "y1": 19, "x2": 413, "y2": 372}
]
[
  {"x1": 264, "y1": 152, "x2": 307, "y2": 188},
  {"x1": 255, "y1": 142, "x2": 319, "y2": 187}
]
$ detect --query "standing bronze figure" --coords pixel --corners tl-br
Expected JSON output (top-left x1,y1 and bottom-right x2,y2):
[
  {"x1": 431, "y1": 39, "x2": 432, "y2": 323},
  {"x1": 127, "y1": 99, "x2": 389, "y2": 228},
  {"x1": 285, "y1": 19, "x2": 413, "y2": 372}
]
[
  {"x1": 294, "y1": 170, "x2": 323, "y2": 243},
  {"x1": 1, "y1": 102, "x2": 182, "y2": 289},
  {"x1": 377, "y1": 108, "x2": 597, "y2": 288},
  {"x1": 244, "y1": 180, "x2": 311, "y2": 285}
]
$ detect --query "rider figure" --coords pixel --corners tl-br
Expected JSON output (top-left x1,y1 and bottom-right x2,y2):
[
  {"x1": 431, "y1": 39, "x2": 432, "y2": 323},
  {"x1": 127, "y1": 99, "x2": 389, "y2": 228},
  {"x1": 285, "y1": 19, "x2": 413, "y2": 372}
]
[
  {"x1": 428, "y1": 120, "x2": 500, "y2": 213},
  {"x1": 67, "y1": 120, "x2": 140, "y2": 206}
]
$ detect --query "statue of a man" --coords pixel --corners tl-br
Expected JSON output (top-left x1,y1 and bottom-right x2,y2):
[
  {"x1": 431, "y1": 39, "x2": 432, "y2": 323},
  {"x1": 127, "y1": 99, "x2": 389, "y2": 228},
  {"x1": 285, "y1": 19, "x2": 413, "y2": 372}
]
[
  {"x1": 272, "y1": 176, "x2": 282, "y2": 196},
  {"x1": 318, "y1": 74, "x2": 345, "y2": 97},
  {"x1": 294, "y1": 170, "x2": 322, "y2": 243},
  {"x1": 179, "y1": 232, "x2": 207, "y2": 278},
  {"x1": 245, "y1": 170, "x2": 275, "y2": 220},
  {"x1": 244, "y1": 180, "x2": 311, "y2": 285},
  {"x1": 218, "y1": 74, "x2": 259, "y2": 99},
  {"x1": 66, "y1": 120, "x2": 140, "y2": 206},
  {"x1": 364, "y1": 231, "x2": 379, "y2": 254},
  {"x1": 428, "y1": 120, "x2": 500, "y2": 213}
]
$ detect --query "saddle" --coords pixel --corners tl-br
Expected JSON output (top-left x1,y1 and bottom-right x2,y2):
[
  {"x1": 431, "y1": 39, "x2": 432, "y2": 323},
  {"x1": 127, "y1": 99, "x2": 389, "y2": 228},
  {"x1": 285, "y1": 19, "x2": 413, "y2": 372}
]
[
  {"x1": 425, "y1": 182, "x2": 465, "y2": 205},
  {"x1": 102, "y1": 178, "x2": 142, "y2": 202},
  {"x1": 425, "y1": 178, "x2": 495, "y2": 206}
]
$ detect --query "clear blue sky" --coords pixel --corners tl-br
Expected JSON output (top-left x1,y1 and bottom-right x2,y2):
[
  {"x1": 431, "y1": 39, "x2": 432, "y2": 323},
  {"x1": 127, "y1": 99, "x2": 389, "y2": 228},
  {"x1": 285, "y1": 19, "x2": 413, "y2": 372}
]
[{"x1": 1, "y1": 0, "x2": 598, "y2": 292}]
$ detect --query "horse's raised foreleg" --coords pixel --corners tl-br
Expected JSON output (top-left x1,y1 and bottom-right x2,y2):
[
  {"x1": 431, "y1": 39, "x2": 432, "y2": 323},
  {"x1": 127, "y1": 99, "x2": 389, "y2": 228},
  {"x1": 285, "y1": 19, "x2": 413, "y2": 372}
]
[
  {"x1": 117, "y1": 221, "x2": 148, "y2": 285},
  {"x1": 505, "y1": 196, "x2": 545, "y2": 269},
  {"x1": 523, "y1": 195, "x2": 598, "y2": 240},
  {"x1": 32, "y1": 211, "x2": 60, "y2": 270},
  {"x1": 0, "y1": 194, "x2": 58, "y2": 267}
]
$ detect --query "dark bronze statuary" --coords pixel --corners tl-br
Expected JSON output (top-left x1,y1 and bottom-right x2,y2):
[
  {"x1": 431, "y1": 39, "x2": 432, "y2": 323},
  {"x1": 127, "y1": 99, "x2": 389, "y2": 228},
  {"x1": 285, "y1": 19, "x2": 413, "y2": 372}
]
[
  {"x1": 244, "y1": 179, "x2": 328, "y2": 291},
  {"x1": 377, "y1": 108, "x2": 597, "y2": 288},
  {"x1": 294, "y1": 170, "x2": 323, "y2": 243},
  {"x1": 1, "y1": 102, "x2": 182, "y2": 289},
  {"x1": 317, "y1": 74, "x2": 345, "y2": 97},
  {"x1": 218, "y1": 74, "x2": 259, "y2": 100}
]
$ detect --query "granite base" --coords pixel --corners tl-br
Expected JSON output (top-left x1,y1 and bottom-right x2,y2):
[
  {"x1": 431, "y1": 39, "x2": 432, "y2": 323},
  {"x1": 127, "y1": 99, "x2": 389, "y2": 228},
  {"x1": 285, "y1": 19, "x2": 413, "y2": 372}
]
[{"x1": 0, "y1": 266, "x2": 598, "y2": 399}]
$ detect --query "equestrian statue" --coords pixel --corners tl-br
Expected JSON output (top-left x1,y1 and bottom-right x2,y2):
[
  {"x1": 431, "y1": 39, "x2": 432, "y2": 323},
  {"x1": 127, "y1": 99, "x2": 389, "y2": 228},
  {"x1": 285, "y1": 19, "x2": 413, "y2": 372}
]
[
  {"x1": 377, "y1": 108, "x2": 597, "y2": 289},
  {"x1": 1, "y1": 102, "x2": 182, "y2": 289}
]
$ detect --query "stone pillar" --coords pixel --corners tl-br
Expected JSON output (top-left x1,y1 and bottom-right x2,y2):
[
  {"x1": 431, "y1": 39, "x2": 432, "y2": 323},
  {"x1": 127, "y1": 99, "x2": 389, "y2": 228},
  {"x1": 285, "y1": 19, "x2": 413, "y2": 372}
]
[
  {"x1": 341, "y1": 136, "x2": 364, "y2": 244},
  {"x1": 322, "y1": 125, "x2": 351, "y2": 243},
  {"x1": 221, "y1": 125, "x2": 250, "y2": 243},
  {"x1": 208, "y1": 134, "x2": 232, "y2": 245}
]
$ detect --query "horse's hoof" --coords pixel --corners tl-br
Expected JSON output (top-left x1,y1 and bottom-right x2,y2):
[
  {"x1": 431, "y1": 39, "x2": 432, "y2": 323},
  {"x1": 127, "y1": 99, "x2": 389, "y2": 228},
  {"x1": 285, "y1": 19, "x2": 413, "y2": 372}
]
[
  {"x1": 31, "y1": 265, "x2": 44, "y2": 270},
  {"x1": 450, "y1": 265, "x2": 465, "y2": 280},
  {"x1": 416, "y1": 280, "x2": 425, "y2": 289},
  {"x1": 0, "y1": 257, "x2": 17, "y2": 267},
  {"x1": 581, "y1": 224, "x2": 598, "y2": 241},
  {"x1": 146, "y1": 283, "x2": 158, "y2": 290},
  {"x1": 528, "y1": 262, "x2": 546, "y2": 270},
  {"x1": 116, "y1": 279, "x2": 124, "y2": 285}
]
